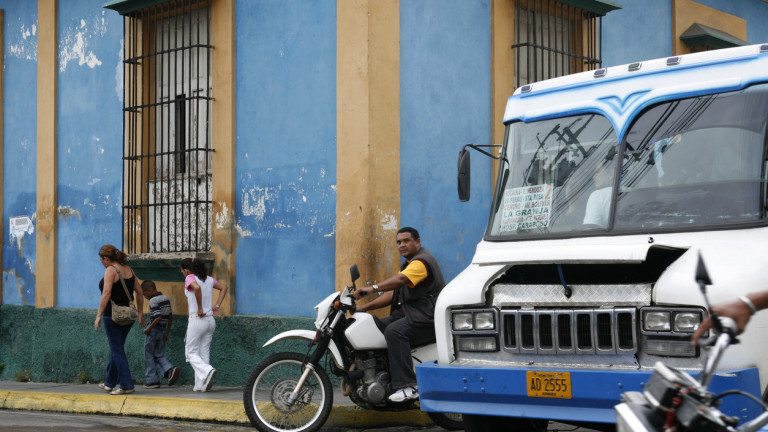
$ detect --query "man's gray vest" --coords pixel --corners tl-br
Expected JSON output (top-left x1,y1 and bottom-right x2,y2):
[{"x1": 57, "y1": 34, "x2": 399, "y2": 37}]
[{"x1": 397, "y1": 247, "x2": 446, "y2": 326}]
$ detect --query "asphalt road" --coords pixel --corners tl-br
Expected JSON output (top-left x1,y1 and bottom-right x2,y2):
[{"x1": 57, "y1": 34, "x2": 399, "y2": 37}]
[{"x1": 0, "y1": 410, "x2": 604, "y2": 432}]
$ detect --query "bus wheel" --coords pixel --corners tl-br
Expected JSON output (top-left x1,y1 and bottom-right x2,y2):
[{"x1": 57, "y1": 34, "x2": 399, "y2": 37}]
[{"x1": 463, "y1": 414, "x2": 547, "y2": 432}]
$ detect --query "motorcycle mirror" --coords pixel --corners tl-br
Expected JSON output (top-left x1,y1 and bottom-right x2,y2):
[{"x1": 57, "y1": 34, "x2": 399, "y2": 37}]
[
  {"x1": 350, "y1": 264, "x2": 360, "y2": 283},
  {"x1": 695, "y1": 252, "x2": 724, "y2": 334},
  {"x1": 695, "y1": 252, "x2": 712, "y2": 288}
]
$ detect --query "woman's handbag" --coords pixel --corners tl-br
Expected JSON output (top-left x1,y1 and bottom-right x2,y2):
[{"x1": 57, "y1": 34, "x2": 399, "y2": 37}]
[{"x1": 110, "y1": 266, "x2": 139, "y2": 326}]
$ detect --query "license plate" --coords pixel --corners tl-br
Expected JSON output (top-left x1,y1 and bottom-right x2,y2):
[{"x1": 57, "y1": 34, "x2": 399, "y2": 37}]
[{"x1": 526, "y1": 371, "x2": 572, "y2": 399}]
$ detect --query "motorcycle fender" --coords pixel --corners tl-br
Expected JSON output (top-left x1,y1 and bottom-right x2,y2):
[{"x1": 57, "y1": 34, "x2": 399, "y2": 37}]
[{"x1": 262, "y1": 330, "x2": 344, "y2": 369}]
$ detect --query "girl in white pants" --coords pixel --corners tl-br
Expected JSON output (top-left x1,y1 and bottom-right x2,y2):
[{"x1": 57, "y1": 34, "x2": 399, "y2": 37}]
[{"x1": 181, "y1": 258, "x2": 228, "y2": 392}]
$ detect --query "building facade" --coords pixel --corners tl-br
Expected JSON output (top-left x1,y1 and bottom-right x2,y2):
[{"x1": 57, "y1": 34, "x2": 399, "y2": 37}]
[{"x1": 1, "y1": 0, "x2": 767, "y2": 385}]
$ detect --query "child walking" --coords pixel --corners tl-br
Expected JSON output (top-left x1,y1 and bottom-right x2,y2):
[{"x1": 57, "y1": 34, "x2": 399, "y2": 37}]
[{"x1": 141, "y1": 280, "x2": 181, "y2": 388}]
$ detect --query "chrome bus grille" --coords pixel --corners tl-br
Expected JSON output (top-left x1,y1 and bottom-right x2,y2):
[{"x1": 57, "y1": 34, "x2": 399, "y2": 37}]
[{"x1": 501, "y1": 308, "x2": 637, "y2": 355}]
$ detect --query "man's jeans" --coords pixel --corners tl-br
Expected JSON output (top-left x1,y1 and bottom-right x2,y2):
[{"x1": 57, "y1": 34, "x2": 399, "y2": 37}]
[
  {"x1": 144, "y1": 325, "x2": 173, "y2": 384},
  {"x1": 103, "y1": 316, "x2": 135, "y2": 390},
  {"x1": 377, "y1": 315, "x2": 436, "y2": 389}
]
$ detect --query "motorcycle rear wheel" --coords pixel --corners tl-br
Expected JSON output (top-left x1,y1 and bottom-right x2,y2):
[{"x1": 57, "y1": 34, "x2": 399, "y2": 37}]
[{"x1": 243, "y1": 352, "x2": 333, "y2": 432}]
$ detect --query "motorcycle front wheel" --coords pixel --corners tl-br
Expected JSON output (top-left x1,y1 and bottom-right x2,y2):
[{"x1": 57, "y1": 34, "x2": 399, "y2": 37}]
[{"x1": 243, "y1": 352, "x2": 333, "y2": 432}]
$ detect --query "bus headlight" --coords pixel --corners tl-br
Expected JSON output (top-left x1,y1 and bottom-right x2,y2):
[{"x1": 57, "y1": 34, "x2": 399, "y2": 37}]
[
  {"x1": 643, "y1": 311, "x2": 671, "y2": 331},
  {"x1": 452, "y1": 312, "x2": 474, "y2": 331},
  {"x1": 451, "y1": 309, "x2": 498, "y2": 332},
  {"x1": 673, "y1": 312, "x2": 700, "y2": 332},
  {"x1": 474, "y1": 311, "x2": 496, "y2": 330}
]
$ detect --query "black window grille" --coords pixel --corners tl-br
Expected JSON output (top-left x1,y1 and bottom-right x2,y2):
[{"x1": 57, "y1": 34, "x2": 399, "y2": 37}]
[
  {"x1": 121, "y1": 0, "x2": 213, "y2": 254},
  {"x1": 513, "y1": 0, "x2": 603, "y2": 88}
]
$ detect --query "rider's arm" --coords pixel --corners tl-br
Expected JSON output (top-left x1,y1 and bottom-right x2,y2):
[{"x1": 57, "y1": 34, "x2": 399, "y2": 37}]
[
  {"x1": 692, "y1": 290, "x2": 768, "y2": 345},
  {"x1": 356, "y1": 290, "x2": 393, "y2": 312},
  {"x1": 371, "y1": 273, "x2": 411, "y2": 292}
]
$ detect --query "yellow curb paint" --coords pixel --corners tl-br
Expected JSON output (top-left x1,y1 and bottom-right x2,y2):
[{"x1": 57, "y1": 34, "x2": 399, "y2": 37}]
[
  {"x1": 3, "y1": 391, "x2": 125, "y2": 414},
  {"x1": 0, "y1": 390, "x2": 431, "y2": 428},
  {"x1": 122, "y1": 396, "x2": 248, "y2": 423}
]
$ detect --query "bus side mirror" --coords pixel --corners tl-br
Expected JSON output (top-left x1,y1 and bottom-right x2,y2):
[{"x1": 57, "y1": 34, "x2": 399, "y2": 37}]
[{"x1": 458, "y1": 148, "x2": 471, "y2": 202}]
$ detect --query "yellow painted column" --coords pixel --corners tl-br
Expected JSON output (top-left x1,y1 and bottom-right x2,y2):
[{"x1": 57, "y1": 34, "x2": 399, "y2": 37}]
[
  {"x1": 336, "y1": 0, "x2": 401, "y2": 301},
  {"x1": 36, "y1": 0, "x2": 57, "y2": 308},
  {"x1": 490, "y1": 0, "x2": 516, "y2": 185},
  {"x1": 210, "y1": 0, "x2": 236, "y2": 315},
  {"x1": 672, "y1": 0, "x2": 746, "y2": 55}
]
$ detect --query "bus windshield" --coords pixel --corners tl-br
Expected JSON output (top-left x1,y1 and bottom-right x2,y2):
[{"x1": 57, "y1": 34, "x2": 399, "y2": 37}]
[{"x1": 488, "y1": 83, "x2": 768, "y2": 238}]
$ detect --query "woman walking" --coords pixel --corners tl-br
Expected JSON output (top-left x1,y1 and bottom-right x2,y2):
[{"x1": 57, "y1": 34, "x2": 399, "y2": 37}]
[
  {"x1": 94, "y1": 245, "x2": 145, "y2": 395},
  {"x1": 181, "y1": 258, "x2": 228, "y2": 391}
]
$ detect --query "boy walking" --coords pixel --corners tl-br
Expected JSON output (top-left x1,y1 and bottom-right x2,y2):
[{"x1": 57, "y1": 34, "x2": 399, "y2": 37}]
[{"x1": 142, "y1": 280, "x2": 181, "y2": 388}]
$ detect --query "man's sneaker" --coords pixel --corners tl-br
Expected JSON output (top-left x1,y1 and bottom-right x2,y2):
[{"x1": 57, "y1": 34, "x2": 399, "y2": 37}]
[
  {"x1": 143, "y1": 383, "x2": 161, "y2": 389},
  {"x1": 110, "y1": 387, "x2": 135, "y2": 395},
  {"x1": 388, "y1": 385, "x2": 418, "y2": 402},
  {"x1": 167, "y1": 366, "x2": 181, "y2": 386},
  {"x1": 203, "y1": 368, "x2": 217, "y2": 391},
  {"x1": 98, "y1": 383, "x2": 113, "y2": 392}
]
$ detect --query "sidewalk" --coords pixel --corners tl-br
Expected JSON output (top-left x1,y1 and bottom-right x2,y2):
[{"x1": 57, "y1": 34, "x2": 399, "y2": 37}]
[{"x1": 0, "y1": 380, "x2": 433, "y2": 428}]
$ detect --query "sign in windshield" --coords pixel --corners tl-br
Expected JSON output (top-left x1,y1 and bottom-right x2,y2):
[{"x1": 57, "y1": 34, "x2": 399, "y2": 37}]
[{"x1": 489, "y1": 113, "x2": 619, "y2": 236}]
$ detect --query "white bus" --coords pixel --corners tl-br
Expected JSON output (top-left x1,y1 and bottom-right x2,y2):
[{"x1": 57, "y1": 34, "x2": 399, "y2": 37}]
[{"x1": 416, "y1": 43, "x2": 768, "y2": 431}]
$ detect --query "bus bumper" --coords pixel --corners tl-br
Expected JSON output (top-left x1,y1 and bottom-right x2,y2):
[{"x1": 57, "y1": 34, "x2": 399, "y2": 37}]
[{"x1": 415, "y1": 361, "x2": 762, "y2": 424}]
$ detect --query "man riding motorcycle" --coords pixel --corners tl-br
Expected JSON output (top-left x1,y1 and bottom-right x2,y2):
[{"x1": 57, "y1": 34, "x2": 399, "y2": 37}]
[{"x1": 354, "y1": 226, "x2": 446, "y2": 402}]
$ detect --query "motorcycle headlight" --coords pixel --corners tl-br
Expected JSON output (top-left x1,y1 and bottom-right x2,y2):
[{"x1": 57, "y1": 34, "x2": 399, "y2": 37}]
[
  {"x1": 673, "y1": 312, "x2": 700, "y2": 332},
  {"x1": 643, "y1": 311, "x2": 671, "y2": 331},
  {"x1": 452, "y1": 312, "x2": 474, "y2": 331},
  {"x1": 474, "y1": 312, "x2": 496, "y2": 331}
]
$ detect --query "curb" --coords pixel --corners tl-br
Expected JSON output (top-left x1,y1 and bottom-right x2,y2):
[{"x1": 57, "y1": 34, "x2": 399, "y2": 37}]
[{"x1": 0, "y1": 389, "x2": 433, "y2": 427}]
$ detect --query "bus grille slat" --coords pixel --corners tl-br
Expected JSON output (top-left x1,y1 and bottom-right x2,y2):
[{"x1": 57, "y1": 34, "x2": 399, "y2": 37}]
[{"x1": 501, "y1": 308, "x2": 636, "y2": 355}]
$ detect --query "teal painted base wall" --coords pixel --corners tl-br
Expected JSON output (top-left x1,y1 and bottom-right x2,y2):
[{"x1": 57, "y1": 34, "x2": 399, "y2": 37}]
[{"x1": 0, "y1": 305, "x2": 314, "y2": 387}]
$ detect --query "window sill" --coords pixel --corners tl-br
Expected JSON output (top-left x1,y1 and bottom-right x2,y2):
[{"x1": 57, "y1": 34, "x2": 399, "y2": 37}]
[{"x1": 128, "y1": 252, "x2": 215, "y2": 282}]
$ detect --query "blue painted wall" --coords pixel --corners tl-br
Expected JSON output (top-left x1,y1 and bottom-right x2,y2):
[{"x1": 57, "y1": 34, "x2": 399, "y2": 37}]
[
  {"x1": 400, "y1": 0, "x2": 493, "y2": 283},
  {"x1": 2, "y1": 0, "x2": 768, "y2": 314},
  {"x1": 234, "y1": 0, "x2": 337, "y2": 316},
  {"x1": 603, "y1": 0, "x2": 673, "y2": 67},
  {"x1": 56, "y1": 1, "x2": 124, "y2": 307},
  {"x1": 694, "y1": 0, "x2": 768, "y2": 43},
  {"x1": 2, "y1": 1, "x2": 38, "y2": 306},
  {"x1": 603, "y1": 0, "x2": 768, "y2": 68}
]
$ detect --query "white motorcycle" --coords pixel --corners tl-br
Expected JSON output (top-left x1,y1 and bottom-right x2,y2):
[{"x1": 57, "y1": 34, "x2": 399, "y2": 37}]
[{"x1": 243, "y1": 265, "x2": 463, "y2": 432}]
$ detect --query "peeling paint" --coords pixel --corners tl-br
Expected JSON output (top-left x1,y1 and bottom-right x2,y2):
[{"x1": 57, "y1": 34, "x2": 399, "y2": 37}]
[
  {"x1": 116, "y1": 40, "x2": 124, "y2": 102},
  {"x1": 242, "y1": 186, "x2": 272, "y2": 221},
  {"x1": 8, "y1": 20, "x2": 37, "y2": 61},
  {"x1": 58, "y1": 206, "x2": 82, "y2": 220},
  {"x1": 235, "y1": 222, "x2": 253, "y2": 237},
  {"x1": 380, "y1": 212, "x2": 398, "y2": 231},
  {"x1": 59, "y1": 12, "x2": 108, "y2": 72},
  {"x1": 324, "y1": 225, "x2": 336, "y2": 238},
  {"x1": 4, "y1": 269, "x2": 30, "y2": 306},
  {"x1": 215, "y1": 202, "x2": 234, "y2": 229},
  {"x1": 9, "y1": 216, "x2": 34, "y2": 249}
]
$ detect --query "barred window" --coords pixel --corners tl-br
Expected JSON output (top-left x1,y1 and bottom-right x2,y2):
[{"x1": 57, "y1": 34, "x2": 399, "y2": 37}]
[
  {"x1": 513, "y1": 0, "x2": 604, "y2": 88},
  {"x1": 121, "y1": 0, "x2": 213, "y2": 254}
]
